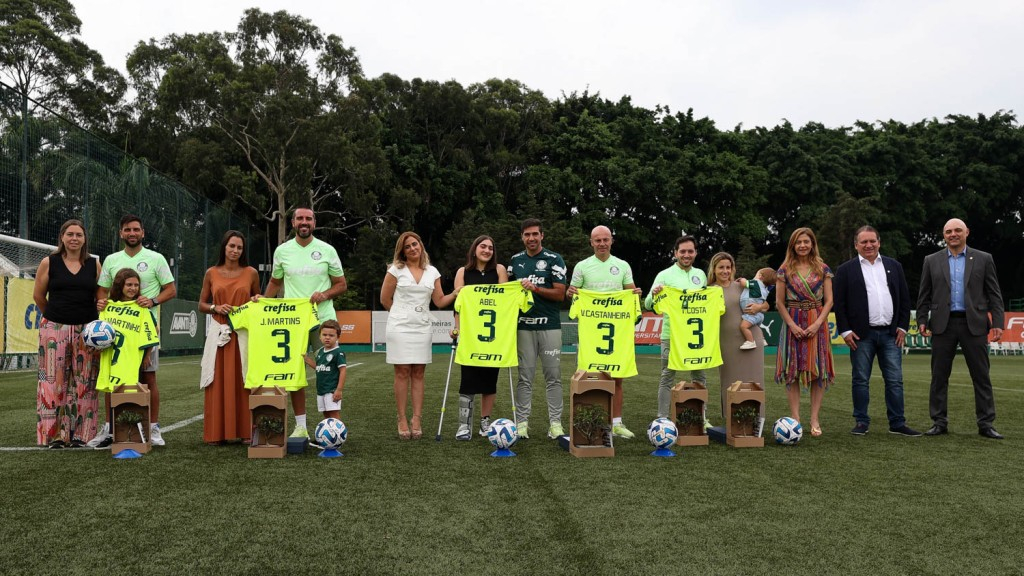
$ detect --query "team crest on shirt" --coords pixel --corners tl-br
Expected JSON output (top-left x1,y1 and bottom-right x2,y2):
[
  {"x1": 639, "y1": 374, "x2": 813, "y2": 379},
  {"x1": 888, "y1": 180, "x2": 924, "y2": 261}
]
[
  {"x1": 137, "y1": 262, "x2": 149, "y2": 272},
  {"x1": 311, "y1": 251, "x2": 322, "y2": 261},
  {"x1": 325, "y1": 353, "x2": 333, "y2": 362},
  {"x1": 692, "y1": 276, "x2": 702, "y2": 286},
  {"x1": 610, "y1": 266, "x2": 620, "y2": 275},
  {"x1": 536, "y1": 260, "x2": 547, "y2": 271}
]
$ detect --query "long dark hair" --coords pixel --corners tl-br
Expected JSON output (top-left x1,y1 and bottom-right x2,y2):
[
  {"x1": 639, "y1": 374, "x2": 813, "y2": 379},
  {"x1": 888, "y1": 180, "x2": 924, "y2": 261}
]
[
  {"x1": 464, "y1": 235, "x2": 498, "y2": 272},
  {"x1": 53, "y1": 219, "x2": 90, "y2": 265},
  {"x1": 216, "y1": 230, "x2": 248, "y2": 267},
  {"x1": 110, "y1": 268, "x2": 141, "y2": 301}
]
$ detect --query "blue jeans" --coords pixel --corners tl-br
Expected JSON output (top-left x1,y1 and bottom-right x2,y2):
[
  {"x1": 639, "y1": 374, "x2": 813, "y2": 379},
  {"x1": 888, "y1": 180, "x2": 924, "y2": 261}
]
[{"x1": 850, "y1": 327, "x2": 906, "y2": 428}]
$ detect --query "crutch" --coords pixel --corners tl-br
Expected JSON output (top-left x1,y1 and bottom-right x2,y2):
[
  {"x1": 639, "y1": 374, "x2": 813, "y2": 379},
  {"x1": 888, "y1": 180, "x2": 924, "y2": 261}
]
[
  {"x1": 508, "y1": 367, "x2": 518, "y2": 429},
  {"x1": 434, "y1": 337, "x2": 457, "y2": 442}
]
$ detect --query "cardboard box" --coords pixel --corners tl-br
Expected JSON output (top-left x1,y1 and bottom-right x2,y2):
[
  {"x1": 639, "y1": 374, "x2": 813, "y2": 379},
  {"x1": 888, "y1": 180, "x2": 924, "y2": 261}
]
[
  {"x1": 569, "y1": 370, "x2": 614, "y2": 458},
  {"x1": 248, "y1": 386, "x2": 289, "y2": 459},
  {"x1": 111, "y1": 383, "x2": 151, "y2": 455},
  {"x1": 672, "y1": 381, "x2": 709, "y2": 447},
  {"x1": 726, "y1": 381, "x2": 765, "y2": 448}
]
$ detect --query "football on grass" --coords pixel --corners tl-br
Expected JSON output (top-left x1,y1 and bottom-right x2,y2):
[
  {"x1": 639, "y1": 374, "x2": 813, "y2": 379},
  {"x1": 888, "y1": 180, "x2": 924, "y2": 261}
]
[
  {"x1": 81, "y1": 320, "x2": 116, "y2": 349},
  {"x1": 773, "y1": 417, "x2": 802, "y2": 445},
  {"x1": 647, "y1": 418, "x2": 678, "y2": 448},
  {"x1": 314, "y1": 418, "x2": 347, "y2": 449},
  {"x1": 486, "y1": 418, "x2": 517, "y2": 449}
]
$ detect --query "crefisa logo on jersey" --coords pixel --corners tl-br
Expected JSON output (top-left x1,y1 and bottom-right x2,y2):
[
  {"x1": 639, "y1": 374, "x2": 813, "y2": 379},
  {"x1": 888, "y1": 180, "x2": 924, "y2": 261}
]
[
  {"x1": 137, "y1": 262, "x2": 149, "y2": 272},
  {"x1": 311, "y1": 250, "x2": 322, "y2": 261},
  {"x1": 170, "y1": 310, "x2": 197, "y2": 337}
]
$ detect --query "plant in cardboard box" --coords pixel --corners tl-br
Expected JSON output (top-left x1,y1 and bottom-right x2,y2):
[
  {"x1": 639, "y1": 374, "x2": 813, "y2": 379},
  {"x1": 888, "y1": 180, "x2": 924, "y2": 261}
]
[
  {"x1": 572, "y1": 403, "x2": 610, "y2": 446},
  {"x1": 115, "y1": 409, "x2": 144, "y2": 442},
  {"x1": 675, "y1": 405, "x2": 703, "y2": 436},
  {"x1": 731, "y1": 404, "x2": 759, "y2": 437},
  {"x1": 256, "y1": 414, "x2": 285, "y2": 446}
]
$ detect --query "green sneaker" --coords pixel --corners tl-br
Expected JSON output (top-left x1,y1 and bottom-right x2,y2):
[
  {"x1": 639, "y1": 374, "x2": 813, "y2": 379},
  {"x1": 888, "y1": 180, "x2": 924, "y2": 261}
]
[
  {"x1": 517, "y1": 421, "x2": 529, "y2": 439},
  {"x1": 289, "y1": 426, "x2": 309, "y2": 439},
  {"x1": 703, "y1": 418, "x2": 713, "y2": 431},
  {"x1": 612, "y1": 423, "x2": 635, "y2": 439},
  {"x1": 548, "y1": 422, "x2": 564, "y2": 439}
]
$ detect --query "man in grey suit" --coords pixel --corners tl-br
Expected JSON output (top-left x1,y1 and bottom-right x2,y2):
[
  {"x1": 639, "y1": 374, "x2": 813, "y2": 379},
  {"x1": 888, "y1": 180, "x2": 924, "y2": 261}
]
[{"x1": 917, "y1": 218, "x2": 1005, "y2": 439}]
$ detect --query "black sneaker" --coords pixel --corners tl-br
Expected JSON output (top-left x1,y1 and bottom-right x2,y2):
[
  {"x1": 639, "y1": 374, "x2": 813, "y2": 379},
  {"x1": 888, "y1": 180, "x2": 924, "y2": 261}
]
[
  {"x1": 47, "y1": 440, "x2": 66, "y2": 449},
  {"x1": 850, "y1": 423, "x2": 869, "y2": 435},
  {"x1": 68, "y1": 439, "x2": 88, "y2": 448},
  {"x1": 93, "y1": 436, "x2": 113, "y2": 450},
  {"x1": 889, "y1": 425, "x2": 923, "y2": 437}
]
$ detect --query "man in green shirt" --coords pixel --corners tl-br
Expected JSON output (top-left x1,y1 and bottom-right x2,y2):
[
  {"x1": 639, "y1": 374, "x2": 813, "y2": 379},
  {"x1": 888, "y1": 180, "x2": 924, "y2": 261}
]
[
  {"x1": 644, "y1": 235, "x2": 707, "y2": 418},
  {"x1": 568, "y1": 225, "x2": 643, "y2": 439},
  {"x1": 508, "y1": 218, "x2": 568, "y2": 440},
  {"x1": 262, "y1": 207, "x2": 347, "y2": 439},
  {"x1": 90, "y1": 214, "x2": 177, "y2": 448}
]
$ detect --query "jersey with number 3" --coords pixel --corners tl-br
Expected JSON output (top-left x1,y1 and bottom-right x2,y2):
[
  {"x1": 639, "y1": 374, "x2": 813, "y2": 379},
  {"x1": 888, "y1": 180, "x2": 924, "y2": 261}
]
[
  {"x1": 96, "y1": 301, "x2": 159, "y2": 392},
  {"x1": 651, "y1": 286, "x2": 725, "y2": 371},
  {"x1": 227, "y1": 298, "x2": 320, "y2": 390},
  {"x1": 569, "y1": 289, "x2": 642, "y2": 378},
  {"x1": 454, "y1": 282, "x2": 533, "y2": 367}
]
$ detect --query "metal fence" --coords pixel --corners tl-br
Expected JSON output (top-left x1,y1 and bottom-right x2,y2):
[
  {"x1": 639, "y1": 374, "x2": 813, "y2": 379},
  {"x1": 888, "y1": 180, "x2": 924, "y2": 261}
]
[{"x1": 1, "y1": 81, "x2": 271, "y2": 368}]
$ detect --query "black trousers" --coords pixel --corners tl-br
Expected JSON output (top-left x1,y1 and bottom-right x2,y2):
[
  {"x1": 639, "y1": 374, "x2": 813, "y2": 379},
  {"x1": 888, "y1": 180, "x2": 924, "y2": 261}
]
[{"x1": 929, "y1": 317, "x2": 996, "y2": 429}]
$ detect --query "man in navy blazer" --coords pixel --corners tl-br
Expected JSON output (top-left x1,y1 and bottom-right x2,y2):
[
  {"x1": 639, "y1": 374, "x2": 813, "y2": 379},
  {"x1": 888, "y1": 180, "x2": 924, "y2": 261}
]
[
  {"x1": 834, "y1": 226, "x2": 921, "y2": 436},
  {"x1": 917, "y1": 218, "x2": 1005, "y2": 439}
]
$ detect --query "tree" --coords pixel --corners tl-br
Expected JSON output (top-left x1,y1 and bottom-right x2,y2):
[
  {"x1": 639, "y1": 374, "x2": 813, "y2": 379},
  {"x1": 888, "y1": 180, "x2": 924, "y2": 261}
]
[
  {"x1": 126, "y1": 8, "x2": 394, "y2": 245},
  {"x1": 0, "y1": 0, "x2": 125, "y2": 130}
]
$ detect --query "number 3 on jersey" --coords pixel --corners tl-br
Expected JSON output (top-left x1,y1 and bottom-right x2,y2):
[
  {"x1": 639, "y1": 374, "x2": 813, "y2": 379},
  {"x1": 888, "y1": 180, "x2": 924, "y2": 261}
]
[
  {"x1": 595, "y1": 321, "x2": 615, "y2": 355},
  {"x1": 271, "y1": 328, "x2": 291, "y2": 363},
  {"x1": 478, "y1": 309, "x2": 496, "y2": 342}
]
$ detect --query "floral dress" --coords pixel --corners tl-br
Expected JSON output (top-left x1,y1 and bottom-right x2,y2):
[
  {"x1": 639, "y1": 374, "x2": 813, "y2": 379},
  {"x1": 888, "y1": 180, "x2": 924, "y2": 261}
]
[{"x1": 774, "y1": 265, "x2": 835, "y2": 389}]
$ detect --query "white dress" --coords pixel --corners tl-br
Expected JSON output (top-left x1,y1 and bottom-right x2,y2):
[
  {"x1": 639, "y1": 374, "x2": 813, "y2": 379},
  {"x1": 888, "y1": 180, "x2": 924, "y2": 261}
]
[{"x1": 385, "y1": 264, "x2": 441, "y2": 364}]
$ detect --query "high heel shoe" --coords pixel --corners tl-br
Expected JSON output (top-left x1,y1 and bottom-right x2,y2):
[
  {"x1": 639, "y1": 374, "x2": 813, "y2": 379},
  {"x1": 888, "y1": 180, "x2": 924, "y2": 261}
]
[
  {"x1": 397, "y1": 417, "x2": 411, "y2": 440},
  {"x1": 810, "y1": 424, "x2": 823, "y2": 437},
  {"x1": 410, "y1": 416, "x2": 423, "y2": 440}
]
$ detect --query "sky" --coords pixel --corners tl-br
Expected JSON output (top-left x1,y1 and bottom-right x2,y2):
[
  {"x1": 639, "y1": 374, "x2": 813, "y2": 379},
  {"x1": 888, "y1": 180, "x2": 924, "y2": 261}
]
[{"x1": 74, "y1": 0, "x2": 1023, "y2": 130}]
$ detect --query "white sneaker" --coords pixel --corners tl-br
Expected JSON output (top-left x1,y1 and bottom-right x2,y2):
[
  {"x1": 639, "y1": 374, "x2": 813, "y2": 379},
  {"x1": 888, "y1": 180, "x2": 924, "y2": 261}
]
[
  {"x1": 740, "y1": 340, "x2": 756, "y2": 350},
  {"x1": 87, "y1": 422, "x2": 112, "y2": 449},
  {"x1": 150, "y1": 423, "x2": 165, "y2": 446},
  {"x1": 478, "y1": 416, "x2": 491, "y2": 436},
  {"x1": 455, "y1": 424, "x2": 472, "y2": 441}
]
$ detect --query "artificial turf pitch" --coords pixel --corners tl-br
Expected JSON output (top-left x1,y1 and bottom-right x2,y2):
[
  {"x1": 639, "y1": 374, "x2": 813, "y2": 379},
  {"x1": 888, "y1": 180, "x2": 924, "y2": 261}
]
[{"x1": 1, "y1": 352, "x2": 1022, "y2": 575}]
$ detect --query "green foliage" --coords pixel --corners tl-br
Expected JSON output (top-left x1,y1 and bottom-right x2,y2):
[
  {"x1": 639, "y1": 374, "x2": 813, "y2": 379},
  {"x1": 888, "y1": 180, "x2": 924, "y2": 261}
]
[
  {"x1": 676, "y1": 406, "x2": 703, "y2": 428},
  {"x1": 732, "y1": 405, "x2": 759, "y2": 424},
  {"x1": 114, "y1": 409, "x2": 142, "y2": 426},
  {"x1": 572, "y1": 403, "x2": 610, "y2": 445}
]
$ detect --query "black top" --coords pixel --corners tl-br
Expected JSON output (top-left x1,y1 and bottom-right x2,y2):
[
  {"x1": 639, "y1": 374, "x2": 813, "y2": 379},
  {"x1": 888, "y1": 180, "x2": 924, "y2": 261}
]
[
  {"x1": 463, "y1": 266, "x2": 499, "y2": 286},
  {"x1": 43, "y1": 254, "x2": 99, "y2": 325}
]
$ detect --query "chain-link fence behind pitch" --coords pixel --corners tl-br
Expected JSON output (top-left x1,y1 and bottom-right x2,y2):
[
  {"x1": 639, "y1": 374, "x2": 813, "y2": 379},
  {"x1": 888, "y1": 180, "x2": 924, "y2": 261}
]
[{"x1": 1, "y1": 81, "x2": 271, "y2": 367}]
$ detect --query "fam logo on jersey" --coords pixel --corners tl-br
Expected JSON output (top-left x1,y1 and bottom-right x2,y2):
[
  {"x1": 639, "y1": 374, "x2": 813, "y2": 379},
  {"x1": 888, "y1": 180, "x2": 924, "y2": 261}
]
[
  {"x1": 609, "y1": 266, "x2": 620, "y2": 276},
  {"x1": 170, "y1": 310, "x2": 198, "y2": 337},
  {"x1": 311, "y1": 250, "x2": 322, "y2": 261},
  {"x1": 137, "y1": 262, "x2": 149, "y2": 272}
]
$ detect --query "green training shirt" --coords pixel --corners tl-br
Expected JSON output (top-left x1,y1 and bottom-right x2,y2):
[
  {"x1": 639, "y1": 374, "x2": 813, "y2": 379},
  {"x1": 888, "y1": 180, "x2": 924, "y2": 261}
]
[
  {"x1": 271, "y1": 237, "x2": 345, "y2": 323},
  {"x1": 644, "y1": 264, "x2": 707, "y2": 338},
  {"x1": 570, "y1": 254, "x2": 634, "y2": 292},
  {"x1": 454, "y1": 282, "x2": 534, "y2": 368},
  {"x1": 508, "y1": 248, "x2": 567, "y2": 331}
]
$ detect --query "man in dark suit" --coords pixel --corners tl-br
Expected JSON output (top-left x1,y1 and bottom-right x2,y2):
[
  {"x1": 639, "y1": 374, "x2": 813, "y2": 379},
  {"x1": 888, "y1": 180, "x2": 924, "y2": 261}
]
[
  {"x1": 835, "y1": 226, "x2": 921, "y2": 437},
  {"x1": 917, "y1": 218, "x2": 1005, "y2": 439}
]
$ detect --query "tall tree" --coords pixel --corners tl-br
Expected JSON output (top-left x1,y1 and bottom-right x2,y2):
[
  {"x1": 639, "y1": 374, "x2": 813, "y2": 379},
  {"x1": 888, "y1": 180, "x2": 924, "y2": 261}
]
[
  {"x1": 126, "y1": 8, "x2": 396, "y2": 244},
  {"x1": 0, "y1": 0, "x2": 125, "y2": 130}
]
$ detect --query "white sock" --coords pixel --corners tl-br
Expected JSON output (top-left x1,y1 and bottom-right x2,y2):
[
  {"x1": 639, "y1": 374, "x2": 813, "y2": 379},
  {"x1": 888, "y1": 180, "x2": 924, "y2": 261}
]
[
  {"x1": 295, "y1": 415, "x2": 307, "y2": 429},
  {"x1": 612, "y1": 417, "x2": 623, "y2": 425}
]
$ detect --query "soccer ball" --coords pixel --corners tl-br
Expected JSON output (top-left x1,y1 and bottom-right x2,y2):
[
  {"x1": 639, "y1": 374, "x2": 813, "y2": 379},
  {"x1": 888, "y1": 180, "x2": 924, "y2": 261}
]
[
  {"x1": 314, "y1": 418, "x2": 348, "y2": 449},
  {"x1": 486, "y1": 418, "x2": 518, "y2": 449},
  {"x1": 773, "y1": 417, "x2": 803, "y2": 445},
  {"x1": 647, "y1": 418, "x2": 678, "y2": 448},
  {"x1": 81, "y1": 320, "x2": 116, "y2": 349}
]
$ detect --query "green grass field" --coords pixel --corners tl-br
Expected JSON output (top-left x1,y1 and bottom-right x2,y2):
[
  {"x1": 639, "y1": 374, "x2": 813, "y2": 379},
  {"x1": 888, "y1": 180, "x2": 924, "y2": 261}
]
[{"x1": 2, "y1": 352, "x2": 1022, "y2": 575}]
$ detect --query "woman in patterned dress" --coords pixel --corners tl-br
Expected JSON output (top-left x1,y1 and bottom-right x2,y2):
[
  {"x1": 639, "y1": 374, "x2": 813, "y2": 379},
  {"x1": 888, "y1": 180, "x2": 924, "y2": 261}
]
[
  {"x1": 32, "y1": 219, "x2": 101, "y2": 448},
  {"x1": 775, "y1": 227, "x2": 834, "y2": 437}
]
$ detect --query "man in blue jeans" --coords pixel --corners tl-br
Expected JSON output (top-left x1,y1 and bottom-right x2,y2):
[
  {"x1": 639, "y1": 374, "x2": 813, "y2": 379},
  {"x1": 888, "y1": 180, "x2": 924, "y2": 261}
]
[{"x1": 834, "y1": 226, "x2": 921, "y2": 436}]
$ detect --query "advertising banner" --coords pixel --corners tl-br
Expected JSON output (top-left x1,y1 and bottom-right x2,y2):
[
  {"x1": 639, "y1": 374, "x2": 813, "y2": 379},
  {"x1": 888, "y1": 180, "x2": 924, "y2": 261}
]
[
  {"x1": 335, "y1": 311, "x2": 372, "y2": 344},
  {"x1": 159, "y1": 299, "x2": 203, "y2": 351},
  {"x1": 4, "y1": 278, "x2": 40, "y2": 353}
]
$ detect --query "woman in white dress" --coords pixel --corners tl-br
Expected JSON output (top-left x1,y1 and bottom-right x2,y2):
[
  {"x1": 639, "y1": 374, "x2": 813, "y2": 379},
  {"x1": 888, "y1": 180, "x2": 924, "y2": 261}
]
[{"x1": 380, "y1": 232, "x2": 458, "y2": 439}]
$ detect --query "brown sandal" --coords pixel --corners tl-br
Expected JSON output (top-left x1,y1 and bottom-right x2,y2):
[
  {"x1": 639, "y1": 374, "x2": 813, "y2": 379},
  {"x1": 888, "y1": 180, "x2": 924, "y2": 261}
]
[
  {"x1": 410, "y1": 416, "x2": 423, "y2": 440},
  {"x1": 397, "y1": 416, "x2": 411, "y2": 440}
]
